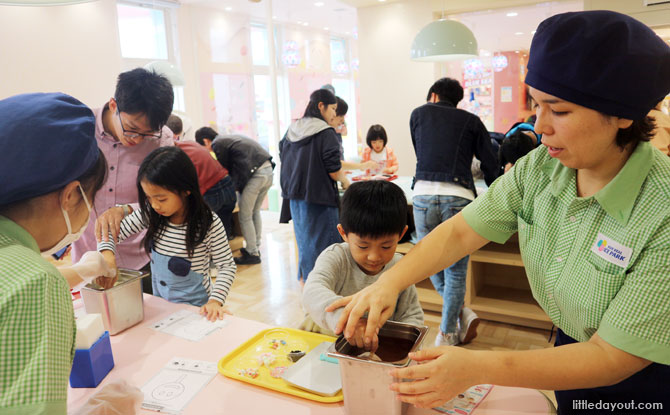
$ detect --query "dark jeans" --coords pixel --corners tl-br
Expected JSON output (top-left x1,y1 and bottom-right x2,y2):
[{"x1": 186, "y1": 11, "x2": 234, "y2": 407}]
[
  {"x1": 203, "y1": 175, "x2": 237, "y2": 239},
  {"x1": 554, "y1": 329, "x2": 670, "y2": 415},
  {"x1": 413, "y1": 195, "x2": 471, "y2": 334},
  {"x1": 289, "y1": 199, "x2": 340, "y2": 282}
]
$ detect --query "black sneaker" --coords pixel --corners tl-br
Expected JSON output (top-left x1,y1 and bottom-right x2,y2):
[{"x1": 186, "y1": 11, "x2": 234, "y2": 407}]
[{"x1": 234, "y1": 248, "x2": 261, "y2": 265}]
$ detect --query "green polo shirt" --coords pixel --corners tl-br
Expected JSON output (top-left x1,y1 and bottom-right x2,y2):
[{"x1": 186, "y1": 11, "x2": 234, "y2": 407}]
[
  {"x1": 462, "y1": 142, "x2": 670, "y2": 364},
  {"x1": 0, "y1": 216, "x2": 75, "y2": 414}
]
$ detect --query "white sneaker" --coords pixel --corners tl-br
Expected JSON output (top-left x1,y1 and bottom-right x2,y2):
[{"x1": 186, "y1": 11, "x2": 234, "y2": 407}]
[
  {"x1": 434, "y1": 331, "x2": 459, "y2": 347},
  {"x1": 458, "y1": 307, "x2": 480, "y2": 344}
]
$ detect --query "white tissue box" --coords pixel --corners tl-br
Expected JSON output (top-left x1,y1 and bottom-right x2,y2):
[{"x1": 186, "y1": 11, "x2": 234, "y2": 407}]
[{"x1": 75, "y1": 313, "x2": 105, "y2": 350}]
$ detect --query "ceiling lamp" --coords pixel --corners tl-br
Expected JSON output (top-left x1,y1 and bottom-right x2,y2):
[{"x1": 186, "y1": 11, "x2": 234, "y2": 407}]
[
  {"x1": 144, "y1": 61, "x2": 185, "y2": 87},
  {"x1": 410, "y1": 19, "x2": 478, "y2": 61},
  {"x1": 0, "y1": 0, "x2": 96, "y2": 4}
]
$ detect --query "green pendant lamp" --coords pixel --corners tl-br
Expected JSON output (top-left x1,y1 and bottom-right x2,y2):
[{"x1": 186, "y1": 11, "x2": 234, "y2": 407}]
[{"x1": 411, "y1": 19, "x2": 478, "y2": 61}]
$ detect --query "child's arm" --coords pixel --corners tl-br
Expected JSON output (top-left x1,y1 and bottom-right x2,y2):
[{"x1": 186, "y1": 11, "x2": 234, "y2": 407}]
[
  {"x1": 96, "y1": 209, "x2": 146, "y2": 288},
  {"x1": 302, "y1": 247, "x2": 352, "y2": 332},
  {"x1": 384, "y1": 147, "x2": 399, "y2": 174},
  {"x1": 201, "y1": 215, "x2": 236, "y2": 321},
  {"x1": 392, "y1": 284, "x2": 425, "y2": 327}
]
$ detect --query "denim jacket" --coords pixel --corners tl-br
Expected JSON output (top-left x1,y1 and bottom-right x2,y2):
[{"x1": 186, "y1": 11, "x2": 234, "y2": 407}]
[{"x1": 410, "y1": 101, "x2": 499, "y2": 194}]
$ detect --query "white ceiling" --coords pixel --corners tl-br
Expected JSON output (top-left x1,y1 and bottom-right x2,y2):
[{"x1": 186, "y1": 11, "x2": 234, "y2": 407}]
[
  {"x1": 450, "y1": 1, "x2": 583, "y2": 53},
  {"x1": 174, "y1": 1, "x2": 670, "y2": 53},
  {"x1": 178, "y1": 0, "x2": 358, "y2": 35}
]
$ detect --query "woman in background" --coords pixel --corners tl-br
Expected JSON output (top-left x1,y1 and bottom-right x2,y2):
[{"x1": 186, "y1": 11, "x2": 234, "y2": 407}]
[{"x1": 280, "y1": 89, "x2": 349, "y2": 284}]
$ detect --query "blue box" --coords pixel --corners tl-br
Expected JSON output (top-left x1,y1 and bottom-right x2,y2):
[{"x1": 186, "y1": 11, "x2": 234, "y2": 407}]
[{"x1": 69, "y1": 331, "x2": 115, "y2": 388}]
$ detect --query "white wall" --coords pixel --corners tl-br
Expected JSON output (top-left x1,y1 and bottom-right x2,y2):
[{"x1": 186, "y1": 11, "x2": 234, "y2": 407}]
[
  {"x1": 357, "y1": 0, "x2": 436, "y2": 176},
  {"x1": 0, "y1": 0, "x2": 123, "y2": 108},
  {"x1": 584, "y1": 0, "x2": 670, "y2": 26}
]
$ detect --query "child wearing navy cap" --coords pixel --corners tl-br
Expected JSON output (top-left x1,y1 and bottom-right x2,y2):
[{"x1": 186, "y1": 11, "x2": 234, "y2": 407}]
[{"x1": 326, "y1": 11, "x2": 670, "y2": 414}]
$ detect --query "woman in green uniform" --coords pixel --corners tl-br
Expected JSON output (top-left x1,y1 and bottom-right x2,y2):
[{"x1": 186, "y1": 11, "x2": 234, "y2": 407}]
[
  {"x1": 0, "y1": 93, "x2": 107, "y2": 414},
  {"x1": 327, "y1": 11, "x2": 670, "y2": 415}
]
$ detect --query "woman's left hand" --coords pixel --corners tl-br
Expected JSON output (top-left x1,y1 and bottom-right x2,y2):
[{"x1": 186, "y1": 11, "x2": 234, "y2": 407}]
[
  {"x1": 389, "y1": 346, "x2": 479, "y2": 409},
  {"x1": 199, "y1": 300, "x2": 232, "y2": 321}
]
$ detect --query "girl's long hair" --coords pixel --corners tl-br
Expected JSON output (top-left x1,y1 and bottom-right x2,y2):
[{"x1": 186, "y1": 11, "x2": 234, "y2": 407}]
[{"x1": 137, "y1": 147, "x2": 212, "y2": 257}]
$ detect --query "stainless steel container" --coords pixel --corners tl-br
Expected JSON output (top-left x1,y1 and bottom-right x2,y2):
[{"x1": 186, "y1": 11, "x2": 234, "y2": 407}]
[
  {"x1": 80, "y1": 269, "x2": 149, "y2": 335},
  {"x1": 327, "y1": 321, "x2": 428, "y2": 415}
]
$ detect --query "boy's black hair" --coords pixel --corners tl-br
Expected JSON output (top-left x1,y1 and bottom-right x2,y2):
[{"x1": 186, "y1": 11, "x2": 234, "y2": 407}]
[
  {"x1": 429, "y1": 77, "x2": 464, "y2": 106},
  {"x1": 166, "y1": 114, "x2": 183, "y2": 136},
  {"x1": 303, "y1": 88, "x2": 337, "y2": 120},
  {"x1": 114, "y1": 68, "x2": 174, "y2": 132},
  {"x1": 335, "y1": 96, "x2": 348, "y2": 117},
  {"x1": 195, "y1": 126, "x2": 218, "y2": 146},
  {"x1": 340, "y1": 181, "x2": 407, "y2": 238},
  {"x1": 366, "y1": 124, "x2": 388, "y2": 148},
  {"x1": 137, "y1": 147, "x2": 213, "y2": 257},
  {"x1": 499, "y1": 131, "x2": 536, "y2": 167}
]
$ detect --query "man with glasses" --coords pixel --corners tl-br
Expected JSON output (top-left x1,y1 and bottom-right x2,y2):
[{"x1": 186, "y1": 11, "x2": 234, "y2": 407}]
[{"x1": 71, "y1": 68, "x2": 174, "y2": 292}]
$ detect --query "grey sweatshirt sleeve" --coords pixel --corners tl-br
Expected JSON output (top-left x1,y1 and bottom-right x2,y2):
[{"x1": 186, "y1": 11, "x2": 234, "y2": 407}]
[
  {"x1": 302, "y1": 246, "x2": 347, "y2": 332},
  {"x1": 392, "y1": 284, "x2": 425, "y2": 327}
]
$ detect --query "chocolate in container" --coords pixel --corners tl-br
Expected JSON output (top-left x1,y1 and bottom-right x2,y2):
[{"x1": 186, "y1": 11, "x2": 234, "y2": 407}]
[
  {"x1": 327, "y1": 320, "x2": 428, "y2": 415},
  {"x1": 80, "y1": 269, "x2": 149, "y2": 335}
]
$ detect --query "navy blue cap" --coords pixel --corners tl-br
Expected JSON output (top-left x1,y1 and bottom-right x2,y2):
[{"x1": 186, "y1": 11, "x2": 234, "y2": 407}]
[
  {"x1": 526, "y1": 10, "x2": 670, "y2": 120},
  {"x1": 0, "y1": 93, "x2": 99, "y2": 205}
]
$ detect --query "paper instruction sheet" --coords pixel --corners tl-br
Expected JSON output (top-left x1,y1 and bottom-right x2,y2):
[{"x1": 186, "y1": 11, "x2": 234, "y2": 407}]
[
  {"x1": 434, "y1": 384, "x2": 493, "y2": 414},
  {"x1": 141, "y1": 357, "x2": 217, "y2": 414},
  {"x1": 149, "y1": 309, "x2": 229, "y2": 342}
]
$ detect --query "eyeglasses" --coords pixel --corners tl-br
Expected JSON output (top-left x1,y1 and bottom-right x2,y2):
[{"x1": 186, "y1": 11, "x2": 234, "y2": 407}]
[{"x1": 116, "y1": 111, "x2": 162, "y2": 140}]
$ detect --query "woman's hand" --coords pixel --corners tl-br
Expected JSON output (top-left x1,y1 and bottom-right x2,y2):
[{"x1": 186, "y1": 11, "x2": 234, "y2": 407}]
[
  {"x1": 326, "y1": 279, "x2": 400, "y2": 347},
  {"x1": 200, "y1": 300, "x2": 232, "y2": 321},
  {"x1": 383, "y1": 167, "x2": 395, "y2": 174},
  {"x1": 94, "y1": 250, "x2": 118, "y2": 289},
  {"x1": 95, "y1": 206, "x2": 125, "y2": 242},
  {"x1": 390, "y1": 346, "x2": 479, "y2": 409}
]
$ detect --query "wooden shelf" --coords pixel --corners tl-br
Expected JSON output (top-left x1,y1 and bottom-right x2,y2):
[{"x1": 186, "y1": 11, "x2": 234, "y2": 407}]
[
  {"x1": 470, "y1": 249, "x2": 524, "y2": 267},
  {"x1": 411, "y1": 234, "x2": 552, "y2": 330}
]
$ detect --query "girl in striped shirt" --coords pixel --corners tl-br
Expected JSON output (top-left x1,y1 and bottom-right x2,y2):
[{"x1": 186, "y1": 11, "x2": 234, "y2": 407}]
[{"x1": 98, "y1": 146, "x2": 236, "y2": 321}]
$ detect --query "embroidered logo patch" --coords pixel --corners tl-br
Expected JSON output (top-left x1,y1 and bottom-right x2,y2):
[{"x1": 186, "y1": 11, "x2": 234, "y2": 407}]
[{"x1": 591, "y1": 233, "x2": 632, "y2": 268}]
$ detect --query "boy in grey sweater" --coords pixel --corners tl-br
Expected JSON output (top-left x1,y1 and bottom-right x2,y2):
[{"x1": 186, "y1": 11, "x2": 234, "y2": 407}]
[{"x1": 302, "y1": 181, "x2": 424, "y2": 348}]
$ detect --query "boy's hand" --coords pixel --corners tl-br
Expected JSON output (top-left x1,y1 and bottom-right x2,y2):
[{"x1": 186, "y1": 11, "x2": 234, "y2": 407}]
[
  {"x1": 348, "y1": 319, "x2": 379, "y2": 352},
  {"x1": 200, "y1": 300, "x2": 232, "y2": 321}
]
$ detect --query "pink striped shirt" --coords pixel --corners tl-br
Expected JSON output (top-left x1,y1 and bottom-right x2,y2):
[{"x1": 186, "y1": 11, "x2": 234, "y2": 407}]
[{"x1": 71, "y1": 105, "x2": 174, "y2": 269}]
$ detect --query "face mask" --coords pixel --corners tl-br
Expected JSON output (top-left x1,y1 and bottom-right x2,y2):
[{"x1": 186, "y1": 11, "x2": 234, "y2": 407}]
[{"x1": 41, "y1": 184, "x2": 92, "y2": 258}]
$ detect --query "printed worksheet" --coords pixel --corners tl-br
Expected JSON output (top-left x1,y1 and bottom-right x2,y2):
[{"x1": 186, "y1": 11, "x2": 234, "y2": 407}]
[
  {"x1": 149, "y1": 309, "x2": 230, "y2": 342},
  {"x1": 141, "y1": 357, "x2": 217, "y2": 414},
  {"x1": 434, "y1": 384, "x2": 494, "y2": 414}
]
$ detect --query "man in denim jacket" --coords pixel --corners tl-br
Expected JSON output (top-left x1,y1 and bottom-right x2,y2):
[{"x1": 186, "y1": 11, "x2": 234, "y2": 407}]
[{"x1": 410, "y1": 77, "x2": 498, "y2": 347}]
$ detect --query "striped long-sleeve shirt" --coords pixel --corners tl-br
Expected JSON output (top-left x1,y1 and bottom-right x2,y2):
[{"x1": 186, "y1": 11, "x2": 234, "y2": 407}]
[{"x1": 98, "y1": 210, "x2": 236, "y2": 305}]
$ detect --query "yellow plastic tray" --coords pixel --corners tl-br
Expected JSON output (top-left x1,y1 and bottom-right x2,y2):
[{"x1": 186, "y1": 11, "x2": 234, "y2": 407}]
[{"x1": 218, "y1": 327, "x2": 343, "y2": 403}]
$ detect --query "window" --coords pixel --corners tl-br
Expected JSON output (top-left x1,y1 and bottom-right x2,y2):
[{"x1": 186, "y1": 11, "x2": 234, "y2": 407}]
[
  {"x1": 332, "y1": 79, "x2": 357, "y2": 159},
  {"x1": 253, "y1": 75, "x2": 272, "y2": 150},
  {"x1": 250, "y1": 24, "x2": 270, "y2": 66},
  {"x1": 117, "y1": 3, "x2": 168, "y2": 59},
  {"x1": 330, "y1": 37, "x2": 348, "y2": 74}
]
